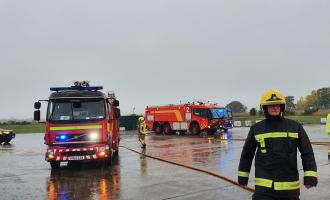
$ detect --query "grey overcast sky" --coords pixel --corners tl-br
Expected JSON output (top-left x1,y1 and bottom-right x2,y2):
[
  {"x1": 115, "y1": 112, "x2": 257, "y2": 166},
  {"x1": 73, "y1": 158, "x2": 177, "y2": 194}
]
[{"x1": 0, "y1": 0, "x2": 329, "y2": 119}]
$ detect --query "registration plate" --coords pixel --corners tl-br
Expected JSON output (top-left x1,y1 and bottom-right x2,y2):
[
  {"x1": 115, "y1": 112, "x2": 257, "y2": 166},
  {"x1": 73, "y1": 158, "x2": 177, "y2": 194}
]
[{"x1": 68, "y1": 156, "x2": 84, "y2": 160}]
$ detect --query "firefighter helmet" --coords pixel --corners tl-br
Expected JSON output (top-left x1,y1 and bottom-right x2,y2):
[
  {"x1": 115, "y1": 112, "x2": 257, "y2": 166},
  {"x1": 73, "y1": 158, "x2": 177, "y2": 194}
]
[
  {"x1": 260, "y1": 89, "x2": 286, "y2": 113},
  {"x1": 138, "y1": 116, "x2": 145, "y2": 122}
]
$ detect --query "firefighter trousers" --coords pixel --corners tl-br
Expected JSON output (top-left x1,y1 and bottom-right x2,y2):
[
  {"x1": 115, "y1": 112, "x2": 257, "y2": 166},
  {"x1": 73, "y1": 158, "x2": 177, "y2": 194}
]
[
  {"x1": 252, "y1": 193, "x2": 299, "y2": 200},
  {"x1": 139, "y1": 133, "x2": 146, "y2": 147}
]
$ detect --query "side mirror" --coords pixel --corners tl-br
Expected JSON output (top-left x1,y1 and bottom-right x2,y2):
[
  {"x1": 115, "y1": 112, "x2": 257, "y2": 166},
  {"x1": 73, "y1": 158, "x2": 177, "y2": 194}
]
[
  {"x1": 113, "y1": 100, "x2": 119, "y2": 107},
  {"x1": 34, "y1": 102, "x2": 41, "y2": 109},
  {"x1": 34, "y1": 110, "x2": 41, "y2": 121},
  {"x1": 115, "y1": 108, "x2": 121, "y2": 118}
]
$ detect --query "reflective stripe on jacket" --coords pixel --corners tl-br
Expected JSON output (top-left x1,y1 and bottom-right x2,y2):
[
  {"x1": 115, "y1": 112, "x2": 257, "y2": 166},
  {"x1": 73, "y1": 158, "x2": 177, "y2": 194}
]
[{"x1": 238, "y1": 118, "x2": 317, "y2": 198}]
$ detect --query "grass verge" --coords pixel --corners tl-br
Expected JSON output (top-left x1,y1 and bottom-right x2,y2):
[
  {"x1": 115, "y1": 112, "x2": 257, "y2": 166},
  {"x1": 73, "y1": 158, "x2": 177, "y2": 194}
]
[{"x1": 0, "y1": 124, "x2": 45, "y2": 134}]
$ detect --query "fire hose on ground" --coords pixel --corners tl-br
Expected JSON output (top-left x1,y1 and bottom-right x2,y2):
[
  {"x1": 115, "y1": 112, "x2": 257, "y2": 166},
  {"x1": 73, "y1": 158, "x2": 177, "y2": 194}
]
[
  {"x1": 119, "y1": 138, "x2": 329, "y2": 194},
  {"x1": 120, "y1": 145, "x2": 255, "y2": 193}
]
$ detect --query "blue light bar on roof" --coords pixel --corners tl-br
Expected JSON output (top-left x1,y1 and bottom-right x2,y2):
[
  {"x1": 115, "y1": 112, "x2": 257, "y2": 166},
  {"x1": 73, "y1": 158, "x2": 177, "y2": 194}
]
[{"x1": 50, "y1": 86, "x2": 103, "y2": 92}]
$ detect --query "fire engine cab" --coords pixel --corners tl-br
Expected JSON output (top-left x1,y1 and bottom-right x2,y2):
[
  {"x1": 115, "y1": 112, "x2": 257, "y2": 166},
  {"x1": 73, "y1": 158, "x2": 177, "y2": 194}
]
[
  {"x1": 34, "y1": 81, "x2": 120, "y2": 169},
  {"x1": 145, "y1": 102, "x2": 233, "y2": 135}
]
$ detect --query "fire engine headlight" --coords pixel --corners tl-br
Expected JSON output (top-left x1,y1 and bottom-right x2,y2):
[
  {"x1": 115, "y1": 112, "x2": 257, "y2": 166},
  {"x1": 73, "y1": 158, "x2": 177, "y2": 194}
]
[
  {"x1": 98, "y1": 146, "x2": 106, "y2": 151},
  {"x1": 47, "y1": 149, "x2": 55, "y2": 155},
  {"x1": 98, "y1": 146, "x2": 107, "y2": 157},
  {"x1": 89, "y1": 132, "x2": 99, "y2": 140}
]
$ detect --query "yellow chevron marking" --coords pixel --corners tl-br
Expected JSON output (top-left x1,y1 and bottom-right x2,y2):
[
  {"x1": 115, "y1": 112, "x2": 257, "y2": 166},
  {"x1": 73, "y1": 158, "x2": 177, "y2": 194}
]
[{"x1": 155, "y1": 110, "x2": 183, "y2": 121}]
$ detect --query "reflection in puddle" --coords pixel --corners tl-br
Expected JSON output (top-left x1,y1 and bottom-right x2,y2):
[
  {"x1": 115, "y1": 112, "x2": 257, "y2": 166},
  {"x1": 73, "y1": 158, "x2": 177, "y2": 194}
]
[
  {"x1": 140, "y1": 148, "x2": 148, "y2": 176},
  {"x1": 47, "y1": 157, "x2": 121, "y2": 200},
  {"x1": 0, "y1": 143, "x2": 15, "y2": 151}
]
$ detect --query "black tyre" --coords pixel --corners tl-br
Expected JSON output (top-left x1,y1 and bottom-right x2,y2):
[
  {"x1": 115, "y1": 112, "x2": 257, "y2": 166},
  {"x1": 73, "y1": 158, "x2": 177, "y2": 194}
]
[
  {"x1": 190, "y1": 123, "x2": 200, "y2": 135},
  {"x1": 206, "y1": 129, "x2": 217, "y2": 135},
  {"x1": 163, "y1": 123, "x2": 172, "y2": 135},
  {"x1": 50, "y1": 161, "x2": 60, "y2": 169},
  {"x1": 179, "y1": 130, "x2": 186, "y2": 135},
  {"x1": 153, "y1": 123, "x2": 163, "y2": 134},
  {"x1": 113, "y1": 149, "x2": 119, "y2": 157}
]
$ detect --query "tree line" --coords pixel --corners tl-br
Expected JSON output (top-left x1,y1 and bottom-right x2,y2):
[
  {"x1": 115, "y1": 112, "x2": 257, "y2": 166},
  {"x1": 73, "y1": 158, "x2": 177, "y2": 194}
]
[
  {"x1": 225, "y1": 87, "x2": 330, "y2": 115},
  {"x1": 0, "y1": 121, "x2": 31, "y2": 125}
]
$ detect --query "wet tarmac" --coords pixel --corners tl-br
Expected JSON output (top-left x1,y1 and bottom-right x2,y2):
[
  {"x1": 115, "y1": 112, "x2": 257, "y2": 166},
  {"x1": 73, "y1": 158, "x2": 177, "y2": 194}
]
[{"x1": 0, "y1": 125, "x2": 329, "y2": 200}]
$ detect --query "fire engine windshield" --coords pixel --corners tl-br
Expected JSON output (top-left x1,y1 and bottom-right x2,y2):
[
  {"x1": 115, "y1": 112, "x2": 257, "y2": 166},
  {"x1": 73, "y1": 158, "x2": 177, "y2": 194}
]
[
  {"x1": 210, "y1": 108, "x2": 232, "y2": 119},
  {"x1": 47, "y1": 99, "x2": 105, "y2": 123}
]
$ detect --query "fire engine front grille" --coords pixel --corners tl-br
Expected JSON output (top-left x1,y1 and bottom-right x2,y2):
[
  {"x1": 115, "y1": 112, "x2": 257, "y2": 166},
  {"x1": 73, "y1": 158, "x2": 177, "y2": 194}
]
[
  {"x1": 64, "y1": 150, "x2": 96, "y2": 156},
  {"x1": 55, "y1": 133, "x2": 90, "y2": 142}
]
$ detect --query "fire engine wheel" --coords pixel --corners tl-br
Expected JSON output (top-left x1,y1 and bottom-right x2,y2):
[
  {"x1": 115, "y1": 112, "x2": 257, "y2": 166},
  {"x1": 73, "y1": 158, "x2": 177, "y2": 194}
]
[
  {"x1": 153, "y1": 123, "x2": 163, "y2": 134},
  {"x1": 179, "y1": 130, "x2": 186, "y2": 135},
  {"x1": 207, "y1": 129, "x2": 217, "y2": 135},
  {"x1": 113, "y1": 149, "x2": 119, "y2": 157},
  {"x1": 190, "y1": 123, "x2": 200, "y2": 135},
  {"x1": 50, "y1": 161, "x2": 60, "y2": 169},
  {"x1": 163, "y1": 123, "x2": 172, "y2": 135}
]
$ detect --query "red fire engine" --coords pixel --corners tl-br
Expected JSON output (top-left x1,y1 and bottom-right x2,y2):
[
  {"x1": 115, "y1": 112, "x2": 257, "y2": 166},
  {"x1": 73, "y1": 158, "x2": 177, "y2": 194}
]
[
  {"x1": 145, "y1": 102, "x2": 233, "y2": 135},
  {"x1": 34, "y1": 81, "x2": 120, "y2": 169}
]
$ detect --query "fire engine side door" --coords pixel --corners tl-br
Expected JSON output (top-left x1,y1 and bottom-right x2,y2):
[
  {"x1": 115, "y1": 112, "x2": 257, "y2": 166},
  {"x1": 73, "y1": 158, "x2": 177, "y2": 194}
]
[{"x1": 106, "y1": 101, "x2": 113, "y2": 144}]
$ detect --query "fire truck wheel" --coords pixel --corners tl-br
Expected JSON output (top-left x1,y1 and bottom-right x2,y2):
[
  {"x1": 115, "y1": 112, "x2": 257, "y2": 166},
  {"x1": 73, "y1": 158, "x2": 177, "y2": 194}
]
[
  {"x1": 50, "y1": 161, "x2": 60, "y2": 169},
  {"x1": 190, "y1": 123, "x2": 200, "y2": 135},
  {"x1": 179, "y1": 130, "x2": 186, "y2": 135},
  {"x1": 163, "y1": 123, "x2": 172, "y2": 135},
  {"x1": 153, "y1": 123, "x2": 163, "y2": 134},
  {"x1": 113, "y1": 149, "x2": 119, "y2": 157},
  {"x1": 207, "y1": 129, "x2": 217, "y2": 135}
]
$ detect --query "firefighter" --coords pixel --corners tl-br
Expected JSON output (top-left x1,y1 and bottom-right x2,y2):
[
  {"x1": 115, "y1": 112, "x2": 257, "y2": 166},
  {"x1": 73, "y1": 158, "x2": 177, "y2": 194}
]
[
  {"x1": 137, "y1": 116, "x2": 147, "y2": 148},
  {"x1": 238, "y1": 89, "x2": 317, "y2": 200},
  {"x1": 326, "y1": 113, "x2": 330, "y2": 158}
]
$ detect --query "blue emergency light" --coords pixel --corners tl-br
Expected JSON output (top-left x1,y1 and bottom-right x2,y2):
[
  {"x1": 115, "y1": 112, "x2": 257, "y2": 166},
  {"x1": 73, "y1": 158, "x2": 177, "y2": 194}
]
[
  {"x1": 217, "y1": 109, "x2": 224, "y2": 113},
  {"x1": 50, "y1": 86, "x2": 103, "y2": 92},
  {"x1": 55, "y1": 134, "x2": 67, "y2": 141}
]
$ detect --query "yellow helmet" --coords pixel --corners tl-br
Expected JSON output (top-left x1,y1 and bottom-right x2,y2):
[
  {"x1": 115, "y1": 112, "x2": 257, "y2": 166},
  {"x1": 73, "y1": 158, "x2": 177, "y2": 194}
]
[
  {"x1": 260, "y1": 89, "x2": 286, "y2": 113},
  {"x1": 138, "y1": 116, "x2": 145, "y2": 122}
]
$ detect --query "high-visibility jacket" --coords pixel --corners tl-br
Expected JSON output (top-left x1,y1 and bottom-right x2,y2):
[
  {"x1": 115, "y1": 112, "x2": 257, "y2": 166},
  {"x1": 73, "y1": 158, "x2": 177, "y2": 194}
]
[
  {"x1": 326, "y1": 114, "x2": 330, "y2": 134},
  {"x1": 139, "y1": 121, "x2": 147, "y2": 135},
  {"x1": 238, "y1": 118, "x2": 317, "y2": 198}
]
